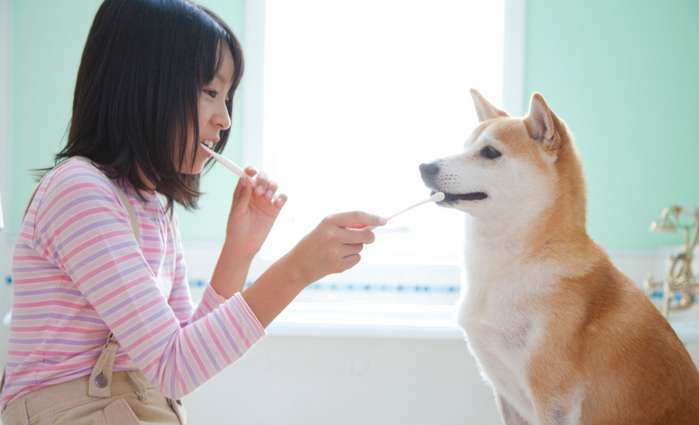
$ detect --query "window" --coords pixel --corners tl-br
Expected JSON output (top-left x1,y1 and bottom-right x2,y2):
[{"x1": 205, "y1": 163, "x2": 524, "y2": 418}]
[{"x1": 242, "y1": 0, "x2": 523, "y2": 299}]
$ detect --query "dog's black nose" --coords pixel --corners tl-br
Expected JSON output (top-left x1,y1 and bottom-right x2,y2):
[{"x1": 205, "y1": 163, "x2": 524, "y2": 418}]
[{"x1": 419, "y1": 162, "x2": 440, "y2": 177}]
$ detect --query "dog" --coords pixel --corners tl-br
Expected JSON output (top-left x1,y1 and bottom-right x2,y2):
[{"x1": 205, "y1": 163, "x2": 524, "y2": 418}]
[{"x1": 420, "y1": 89, "x2": 699, "y2": 424}]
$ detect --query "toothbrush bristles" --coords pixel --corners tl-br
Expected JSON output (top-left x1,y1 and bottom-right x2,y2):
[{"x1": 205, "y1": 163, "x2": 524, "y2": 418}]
[{"x1": 431, "y1": 192, "x2": 445, "y2": 202}]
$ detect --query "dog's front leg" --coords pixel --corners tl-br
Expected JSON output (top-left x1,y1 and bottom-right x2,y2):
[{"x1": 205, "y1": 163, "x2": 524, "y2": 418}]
[{"x1": 495, "y1": 394, "x2": 531, "y2": 425}]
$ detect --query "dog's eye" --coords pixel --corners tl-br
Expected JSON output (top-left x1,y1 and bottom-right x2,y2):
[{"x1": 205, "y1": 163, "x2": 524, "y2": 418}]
[{"x1": 480, "y1": 146, "x2": 502, "y2": 160}]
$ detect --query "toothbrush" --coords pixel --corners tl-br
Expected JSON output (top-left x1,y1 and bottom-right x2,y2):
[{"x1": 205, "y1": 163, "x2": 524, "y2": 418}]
[
  {"x1": 360, "y1": 192, "x2": 445, "y2": 230},
  {"x1": 385, "y1": 191, "x2": 445, "y2": 222},
  {"x1": 199, "y1": 142, "x2": 246, "y2": 178}
]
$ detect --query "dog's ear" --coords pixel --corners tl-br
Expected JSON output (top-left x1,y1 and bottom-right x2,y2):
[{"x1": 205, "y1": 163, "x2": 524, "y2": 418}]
[
  {"x1": 470, "y1": 88, "x2": 508, "y2": 122},
  {"x1": 524, "y1": 93, "x2": 561, "y2": 152}
]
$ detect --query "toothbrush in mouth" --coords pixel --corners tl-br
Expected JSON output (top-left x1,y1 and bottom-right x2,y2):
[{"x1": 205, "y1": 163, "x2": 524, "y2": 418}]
[{"x1": 199, "y1": 141, "x2": 246, "y2": 178}]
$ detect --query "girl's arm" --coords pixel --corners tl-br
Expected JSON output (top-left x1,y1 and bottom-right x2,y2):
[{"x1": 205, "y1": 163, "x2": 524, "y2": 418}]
[
  {"x1": 33, "y1": 161, "x2": 264, "y2": 399},
  {"x1": 243, "y1": 211, "x2": 386, "y2": 327},
  {"x1": 204, "y1": 167, "x2": 383, "y2": 319},
  {"x1": 168, "y1": 213, "x2": 245, "y2": 324},
  {"x1": 207, "y1": 168, "x2": 282, "y2": 299},
  {"x1": 209, "y1": 240, "x2": 253, "y2": 298}
]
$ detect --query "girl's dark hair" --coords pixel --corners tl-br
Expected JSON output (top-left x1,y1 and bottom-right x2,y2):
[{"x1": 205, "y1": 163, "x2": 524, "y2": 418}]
[{"x1": 48, "y1": 0, "x2": 244, "y2": 211}]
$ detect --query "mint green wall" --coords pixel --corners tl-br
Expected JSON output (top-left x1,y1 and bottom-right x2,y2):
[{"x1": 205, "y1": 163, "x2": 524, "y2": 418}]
[
  {"x1": 9, "y1": 0, "x2": 101, "y2": 234},
  {"x1": 7, "y1": 0, "x2": 699, "y2": 250},
  {"x1": 7, "y1": 0, "x2": 246, "y2": 243},
  {"x1": 525, "y1": 0, "x2": 699, "y2": 249}
]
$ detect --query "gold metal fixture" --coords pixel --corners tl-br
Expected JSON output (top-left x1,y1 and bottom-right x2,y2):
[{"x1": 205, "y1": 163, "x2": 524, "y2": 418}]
[{"x1": 645, "y1": 205, "x2": 699, "y2": 317}]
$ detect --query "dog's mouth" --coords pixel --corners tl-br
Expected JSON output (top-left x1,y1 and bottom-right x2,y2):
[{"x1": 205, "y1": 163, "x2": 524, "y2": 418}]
[{"x1": 432, "y1": 191, "x2": 488, "y2": 202}]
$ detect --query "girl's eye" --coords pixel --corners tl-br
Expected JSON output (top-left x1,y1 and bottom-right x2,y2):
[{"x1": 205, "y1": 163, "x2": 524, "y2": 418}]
[
  {"x1": 205, "y1": 89, "x2": 230, "y2": 102},
  {"x1": 480, "y1": 145, "x2": 502, "y2": 160}
]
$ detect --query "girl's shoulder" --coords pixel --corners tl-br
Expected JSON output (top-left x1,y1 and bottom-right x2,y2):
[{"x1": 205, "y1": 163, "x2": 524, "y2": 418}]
[
  {"x1": 29, "y1": 157, "x2": 121, "y2": 218},
  {"x1": 42, "y1": 156, "x2": 114, "y2": 191},
  {"x1": 23, "y1": 157, "x2": 130, "y2": 247}
]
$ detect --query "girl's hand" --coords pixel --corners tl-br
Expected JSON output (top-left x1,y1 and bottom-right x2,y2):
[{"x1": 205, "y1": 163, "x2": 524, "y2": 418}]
[
  {"x1": 285, "y1": 211, "x2": 387, "y2": 284},
  {"x1": 225, "y1": 167, "x2": 287, "y2": 258}
]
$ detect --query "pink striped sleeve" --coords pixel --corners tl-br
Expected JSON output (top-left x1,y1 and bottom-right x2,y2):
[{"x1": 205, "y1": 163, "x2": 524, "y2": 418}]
[
  {"x1": 166, "y1": 213, "x2": 245, "y2": 324},
  {"x1": 32, "y1": 162, "x2": 265, "y2": 399}
]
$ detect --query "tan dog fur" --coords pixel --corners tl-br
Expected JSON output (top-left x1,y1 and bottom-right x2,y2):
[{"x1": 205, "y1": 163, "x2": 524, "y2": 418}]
[{"x1": 420, "y1": 90, "x2": 699, "y2": 424}]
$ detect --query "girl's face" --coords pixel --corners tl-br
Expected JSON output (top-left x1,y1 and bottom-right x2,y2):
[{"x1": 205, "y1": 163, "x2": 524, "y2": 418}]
[{"x1": 179, "y1": 45, "x2": 234, "y2": 174}]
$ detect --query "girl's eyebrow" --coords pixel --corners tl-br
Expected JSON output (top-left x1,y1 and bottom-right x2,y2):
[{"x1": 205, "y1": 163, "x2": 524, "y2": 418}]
[{"x1": 214, "y1": 72, "x2": 232, "y2": 85}]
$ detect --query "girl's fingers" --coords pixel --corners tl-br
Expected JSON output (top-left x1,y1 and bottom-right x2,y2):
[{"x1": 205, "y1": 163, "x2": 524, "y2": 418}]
[
  {"x1": 340, "y1": 254, "x2": 361, "y2": 269},
  {"x1": 265, "y1": 181, "x2": 278, "y2": 200},
  {"x1": 338, "y1": 228, "x2": 375, "y2": 244},
  {"x1": 342, "y1": 243, "x2": 364, "y2": 257},
  {"x1": 233, "y1": 175, "x2": 248, "y2": 199},
  {"x1": 233, "y1": 176, "x2": 244, "y2": 198},
  {"x1": 328, "y1": 211, "x2": 387, "y2": 228},
  {"x1": 273, "y1": 193, "x2": 288, "y2": 208},
  {"x1": 253, "y1": 171, "x2": 270, "y2": 196},
  {"x1": 234, "y1": 176, "x2": 253, "y2": 208},
  {"x1": 242, "y1": 168, "x2": 280, "y2": 201}
]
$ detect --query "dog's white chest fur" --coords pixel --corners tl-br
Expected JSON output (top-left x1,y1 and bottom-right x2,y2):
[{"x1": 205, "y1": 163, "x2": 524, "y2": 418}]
[{"x1": 457, "y1": 260, "x2": 559, "y2": 423}]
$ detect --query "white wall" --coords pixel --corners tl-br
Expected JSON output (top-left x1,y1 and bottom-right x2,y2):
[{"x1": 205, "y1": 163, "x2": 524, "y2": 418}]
[{"x1": 183, "y1": 335, "x2": 501, "y2": 424}]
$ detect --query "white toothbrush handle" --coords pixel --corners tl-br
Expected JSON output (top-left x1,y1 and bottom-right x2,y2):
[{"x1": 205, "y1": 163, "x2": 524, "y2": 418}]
[
  {"x1": 200, "y1": 144, "x2": 246, "y2": 178},
  {"x1": 360, "y1": 192, "x2": 445, "y2": 231},
  {"x1": 385, "y1": 192, "x2": 445, "y2": 222},
  {"x1": 385, "y1": 199, "x2": 431, "y2": 221}
]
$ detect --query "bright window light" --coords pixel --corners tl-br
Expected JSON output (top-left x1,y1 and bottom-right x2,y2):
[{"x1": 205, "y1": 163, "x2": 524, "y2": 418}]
[{"x1": 251, "y1": 0, "x2": 505, "y2": 287}]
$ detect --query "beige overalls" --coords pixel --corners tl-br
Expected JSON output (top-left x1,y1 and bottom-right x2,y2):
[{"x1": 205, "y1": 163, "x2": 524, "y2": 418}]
[{"x1": 1, "y1": 333, "x2": 186, "y2": 424}]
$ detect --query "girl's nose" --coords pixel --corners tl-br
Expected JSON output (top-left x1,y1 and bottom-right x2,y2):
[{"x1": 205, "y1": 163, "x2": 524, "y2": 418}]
[{"x1": 213, "y1": 107, "x2": 231, "y2": 130}]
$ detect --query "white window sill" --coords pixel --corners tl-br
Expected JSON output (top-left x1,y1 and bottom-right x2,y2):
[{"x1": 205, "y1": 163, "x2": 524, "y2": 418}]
[
  {"x1": 263, "y1": 301, "x2": 699, "y2": 346},
  {"x1": 266, "y1": 302, "x2": 464, "y2": 340}
]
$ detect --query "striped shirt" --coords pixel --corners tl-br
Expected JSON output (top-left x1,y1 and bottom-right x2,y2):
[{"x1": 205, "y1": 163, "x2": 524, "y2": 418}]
[{"x1": 1, "y1": 157, "x2": 265, "y2": 409}]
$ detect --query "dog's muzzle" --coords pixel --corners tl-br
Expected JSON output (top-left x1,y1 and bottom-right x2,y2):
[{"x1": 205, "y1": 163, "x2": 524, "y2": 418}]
[{"x1": 418, "y1": 162, "x2": 488, "y2": 202}]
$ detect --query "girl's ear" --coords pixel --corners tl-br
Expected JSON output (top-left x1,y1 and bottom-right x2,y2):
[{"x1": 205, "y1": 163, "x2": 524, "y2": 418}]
[{"x1": 470, "y1": 88, "x2": 509, "y2": 122}]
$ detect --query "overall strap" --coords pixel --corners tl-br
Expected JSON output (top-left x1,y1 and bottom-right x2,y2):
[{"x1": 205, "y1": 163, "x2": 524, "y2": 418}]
[
  {"x1": 88, "y1": 333, "x2": 119, "y2": 398},
  {"x1": 111, "y1": 177, "x2": 141, "y2": 242},
  {"x1": 71, "y1": 156, "x2": 141, "y2": 242}
]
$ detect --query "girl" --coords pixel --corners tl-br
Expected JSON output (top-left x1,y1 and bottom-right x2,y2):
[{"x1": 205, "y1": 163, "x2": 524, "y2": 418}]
[{"x1": 0, "y1": 0, "x2": 385, "y2": 423}]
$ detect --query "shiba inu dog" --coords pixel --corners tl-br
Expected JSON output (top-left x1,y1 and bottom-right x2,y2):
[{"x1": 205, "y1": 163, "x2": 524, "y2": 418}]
[{"x1": 419, "y1": 89, "x2": 699, "y2": 424}]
